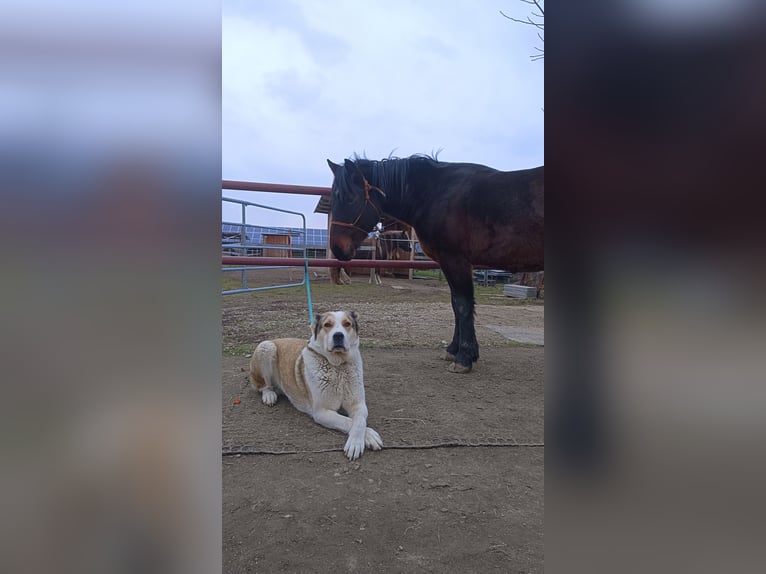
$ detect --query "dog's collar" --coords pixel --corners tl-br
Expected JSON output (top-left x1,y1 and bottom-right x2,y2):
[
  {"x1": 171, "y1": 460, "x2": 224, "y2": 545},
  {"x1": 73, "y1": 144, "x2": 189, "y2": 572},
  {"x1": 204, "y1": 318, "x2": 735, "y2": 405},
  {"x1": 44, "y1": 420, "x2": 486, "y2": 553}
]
[
  {"x1": 306, "y1": 343, "x2": 326, "y2": 358},
  {"x1": 306, "y1": 342, "x2": 349, "y2": 359}
]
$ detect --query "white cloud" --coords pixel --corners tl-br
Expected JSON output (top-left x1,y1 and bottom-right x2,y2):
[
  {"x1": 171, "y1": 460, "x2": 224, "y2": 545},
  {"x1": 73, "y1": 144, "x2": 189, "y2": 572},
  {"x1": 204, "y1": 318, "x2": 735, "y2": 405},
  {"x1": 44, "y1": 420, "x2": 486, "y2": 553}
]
[{"x1": 223, "y1": 0, "x2": 543, "y2": 227}]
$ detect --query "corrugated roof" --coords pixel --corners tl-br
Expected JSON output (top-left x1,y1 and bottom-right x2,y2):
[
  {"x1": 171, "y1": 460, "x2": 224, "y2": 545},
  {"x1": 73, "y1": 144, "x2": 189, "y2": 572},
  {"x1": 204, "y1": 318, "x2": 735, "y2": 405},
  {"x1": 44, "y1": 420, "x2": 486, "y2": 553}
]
[{"x1": 314, "y1": 196, "x2": 331, "y2": 214}]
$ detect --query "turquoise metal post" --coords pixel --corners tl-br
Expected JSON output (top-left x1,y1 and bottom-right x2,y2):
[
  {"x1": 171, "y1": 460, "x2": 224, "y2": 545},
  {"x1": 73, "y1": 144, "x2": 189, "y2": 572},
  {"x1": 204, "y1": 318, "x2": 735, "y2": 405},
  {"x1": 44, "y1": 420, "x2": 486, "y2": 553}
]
[{"x1": 301, "y1": 213, "x2": 314, "y2": 325}]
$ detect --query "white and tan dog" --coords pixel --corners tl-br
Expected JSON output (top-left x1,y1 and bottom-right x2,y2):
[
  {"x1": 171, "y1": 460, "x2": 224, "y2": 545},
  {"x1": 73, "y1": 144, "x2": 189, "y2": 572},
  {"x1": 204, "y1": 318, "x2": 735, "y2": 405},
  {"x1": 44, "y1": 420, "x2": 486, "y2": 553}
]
[{"x1": 249, "y1": 310, "x2": 383, "y2": 460}]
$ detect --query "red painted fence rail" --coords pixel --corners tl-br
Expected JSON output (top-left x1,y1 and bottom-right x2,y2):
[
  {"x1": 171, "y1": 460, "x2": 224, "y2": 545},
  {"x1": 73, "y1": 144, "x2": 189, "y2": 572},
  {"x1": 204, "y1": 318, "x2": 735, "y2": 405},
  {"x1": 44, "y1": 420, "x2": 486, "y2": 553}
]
[
  {"x1": 222, "y1": 256, "x2": 440, "y2": 270},
  {"x1": 222, "y1": 180, "x2": 331, "y2": 196}
]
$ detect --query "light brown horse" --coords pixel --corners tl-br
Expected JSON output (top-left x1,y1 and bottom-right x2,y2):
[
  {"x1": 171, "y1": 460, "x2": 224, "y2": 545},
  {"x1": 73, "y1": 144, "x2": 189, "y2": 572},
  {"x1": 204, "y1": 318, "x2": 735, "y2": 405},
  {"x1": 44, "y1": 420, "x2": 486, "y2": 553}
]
[{"x1": 330, "y1": 230, "x2": 412, "y2": 285}]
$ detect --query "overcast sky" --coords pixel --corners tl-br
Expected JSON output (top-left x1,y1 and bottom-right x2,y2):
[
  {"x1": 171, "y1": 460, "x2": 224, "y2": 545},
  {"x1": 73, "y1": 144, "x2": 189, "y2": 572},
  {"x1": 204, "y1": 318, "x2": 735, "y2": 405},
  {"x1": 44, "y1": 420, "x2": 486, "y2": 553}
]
[{"x1": 222, "y1": 0, "x2": 544, "y2": 228}]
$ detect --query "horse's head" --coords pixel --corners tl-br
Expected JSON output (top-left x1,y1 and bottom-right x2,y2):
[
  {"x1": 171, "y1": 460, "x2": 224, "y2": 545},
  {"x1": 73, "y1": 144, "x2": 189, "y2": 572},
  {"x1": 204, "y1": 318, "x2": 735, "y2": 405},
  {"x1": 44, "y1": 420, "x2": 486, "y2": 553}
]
[{"x1": 326, "y1": 158, "x2": 386, "y2": 261}]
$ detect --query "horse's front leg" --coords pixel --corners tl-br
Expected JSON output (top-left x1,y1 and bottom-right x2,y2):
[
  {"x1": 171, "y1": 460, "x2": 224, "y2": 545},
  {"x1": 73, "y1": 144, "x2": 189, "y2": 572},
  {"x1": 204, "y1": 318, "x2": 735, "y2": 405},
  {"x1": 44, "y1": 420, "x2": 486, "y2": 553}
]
[
  {"x1": 450, "y1": 290, "x2": 479, "y2": 373},
  {"x1": 443, "y1": 293, "x2": 460, "y2": 361},
  {"x1": 441, "y1": 263, "x2": 479, "y2": 373}
]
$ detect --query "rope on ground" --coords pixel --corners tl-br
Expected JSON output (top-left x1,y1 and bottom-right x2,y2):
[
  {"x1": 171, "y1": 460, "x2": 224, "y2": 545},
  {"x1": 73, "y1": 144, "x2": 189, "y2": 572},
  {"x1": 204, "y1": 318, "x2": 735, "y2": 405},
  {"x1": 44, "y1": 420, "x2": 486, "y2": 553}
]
[{"x1": 222, "y1": 441, "x2": 544, "y2": 456}]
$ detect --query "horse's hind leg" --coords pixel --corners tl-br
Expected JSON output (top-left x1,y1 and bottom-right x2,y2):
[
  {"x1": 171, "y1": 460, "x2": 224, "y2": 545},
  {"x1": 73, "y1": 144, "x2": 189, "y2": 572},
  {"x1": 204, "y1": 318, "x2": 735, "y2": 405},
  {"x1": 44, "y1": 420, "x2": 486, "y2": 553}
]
[
  {"x1": 442, "y1": 269, "x2": 463, "y2": 361},
  {"x1": 441, "y1": 261, "x2": 479, "y2": 373},
  {"x1": 443, "y1": 309, "x2": 459, "y2": 361}
]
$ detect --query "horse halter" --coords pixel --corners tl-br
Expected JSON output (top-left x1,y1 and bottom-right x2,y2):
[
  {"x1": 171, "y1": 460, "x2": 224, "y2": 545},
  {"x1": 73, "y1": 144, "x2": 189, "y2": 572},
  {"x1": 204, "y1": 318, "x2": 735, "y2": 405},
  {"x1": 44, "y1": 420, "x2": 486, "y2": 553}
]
[{"x1": 330, "y1": 173, "x2": 386, "y2": 235}]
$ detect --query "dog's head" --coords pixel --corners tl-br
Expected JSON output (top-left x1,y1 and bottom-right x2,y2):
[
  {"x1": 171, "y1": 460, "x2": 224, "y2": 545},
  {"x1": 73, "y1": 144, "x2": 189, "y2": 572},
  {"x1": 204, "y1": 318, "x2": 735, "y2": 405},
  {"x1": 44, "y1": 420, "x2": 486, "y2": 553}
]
[{"x1": 308, "y1": 310, "x2": 360, "y2": 363}]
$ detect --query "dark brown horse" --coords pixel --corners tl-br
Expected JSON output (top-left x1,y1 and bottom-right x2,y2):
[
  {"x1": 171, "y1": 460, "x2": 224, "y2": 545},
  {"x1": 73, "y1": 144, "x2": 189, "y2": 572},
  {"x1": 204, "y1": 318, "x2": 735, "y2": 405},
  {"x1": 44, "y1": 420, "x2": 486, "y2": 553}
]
[{"x1": 327, "y1": 155, "x2": 543, "y2": 373}]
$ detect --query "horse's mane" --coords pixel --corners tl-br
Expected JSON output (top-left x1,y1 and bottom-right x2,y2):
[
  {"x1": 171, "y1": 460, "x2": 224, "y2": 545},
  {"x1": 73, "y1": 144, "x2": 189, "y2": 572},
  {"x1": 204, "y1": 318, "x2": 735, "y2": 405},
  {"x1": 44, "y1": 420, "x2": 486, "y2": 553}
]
[
  {"x1": 345, "y1": 152, "x2": 441, "y2": 198},
  {"x1": 350, "y1": 151, "x2": 441, "y2": 164}
]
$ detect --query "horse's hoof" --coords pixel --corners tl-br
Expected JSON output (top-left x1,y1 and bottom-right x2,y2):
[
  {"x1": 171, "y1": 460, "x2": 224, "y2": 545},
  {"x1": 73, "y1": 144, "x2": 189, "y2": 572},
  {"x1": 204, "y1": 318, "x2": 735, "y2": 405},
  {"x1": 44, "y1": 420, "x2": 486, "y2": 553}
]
[
  {"x1": 448, "y1": 361, "x2": 472, "y2": 374},
  {"x1": 441, "y1": 351, "x2": 456, "y2": 361}
]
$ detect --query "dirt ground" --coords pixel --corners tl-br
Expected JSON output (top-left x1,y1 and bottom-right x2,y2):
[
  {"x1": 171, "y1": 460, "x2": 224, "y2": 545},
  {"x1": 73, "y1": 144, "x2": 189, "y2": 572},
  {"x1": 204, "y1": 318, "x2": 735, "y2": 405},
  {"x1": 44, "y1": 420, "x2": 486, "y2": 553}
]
[{"x1": 222, "y1": 269, "x2": 544, "y2": 573}]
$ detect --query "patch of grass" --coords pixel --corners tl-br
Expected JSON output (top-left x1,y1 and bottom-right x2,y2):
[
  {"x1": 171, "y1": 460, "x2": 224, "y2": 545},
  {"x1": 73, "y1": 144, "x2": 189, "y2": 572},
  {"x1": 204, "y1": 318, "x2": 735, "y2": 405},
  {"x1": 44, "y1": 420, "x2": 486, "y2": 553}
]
[
  {"x1": 223, "y1": 281, "x2": 441, "y2": 306},
  {"x1": 474, "y1": 284, "x2": 544, "y2": 306},
  {"x1": 222, "y1": 274, "x2": 246, "y2": 291},
  {"x1": 412, "y1": 269, "x2": 445, "y2": 281},
  {"x1": 223, "y1": 343, "x2": 253, "y2": 357},
  {"x1": 221, "y1": 272, "x2": 543, "y2": 307}
]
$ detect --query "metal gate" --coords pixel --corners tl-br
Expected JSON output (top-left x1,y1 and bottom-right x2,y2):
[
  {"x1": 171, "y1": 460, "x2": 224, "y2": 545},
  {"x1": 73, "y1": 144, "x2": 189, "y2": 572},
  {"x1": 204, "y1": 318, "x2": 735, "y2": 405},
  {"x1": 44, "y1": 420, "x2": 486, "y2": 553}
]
[{"x1": 221, "y1": 196, "x2": 314, "y2": 324}]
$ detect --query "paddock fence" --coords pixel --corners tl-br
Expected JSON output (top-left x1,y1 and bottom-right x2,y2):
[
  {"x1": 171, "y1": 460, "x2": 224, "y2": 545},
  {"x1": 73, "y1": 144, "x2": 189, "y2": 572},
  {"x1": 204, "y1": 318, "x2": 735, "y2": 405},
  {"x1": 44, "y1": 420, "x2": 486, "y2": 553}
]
[{"x1": 221, "y1": 179, "x2": 442, "y2": 275}]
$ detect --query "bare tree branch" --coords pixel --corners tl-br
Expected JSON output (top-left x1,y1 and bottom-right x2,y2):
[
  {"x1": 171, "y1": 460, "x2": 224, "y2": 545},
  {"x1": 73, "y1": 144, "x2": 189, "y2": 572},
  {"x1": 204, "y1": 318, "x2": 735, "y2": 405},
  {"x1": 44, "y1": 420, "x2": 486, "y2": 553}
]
[
  {"x1": 499, "y1": 12, "x2": 545, "y2": 30},
  {"x1": 521, "y1": 0, "x2": 544, "y2": 16},
  {"x1": 500, "y1": 0, "x2": 544, "y2": 62}
]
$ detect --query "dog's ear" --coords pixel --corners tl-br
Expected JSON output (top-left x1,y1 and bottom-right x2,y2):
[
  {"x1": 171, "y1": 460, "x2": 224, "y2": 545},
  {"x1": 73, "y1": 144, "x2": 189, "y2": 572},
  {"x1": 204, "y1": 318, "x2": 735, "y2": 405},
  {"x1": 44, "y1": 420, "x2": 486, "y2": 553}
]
[
  {"x1": 349, "y1": 310, "x2": 359, "y2": 333},
  {"x1": 312, "y1": 312, "x2": 323, "y2": 339}
]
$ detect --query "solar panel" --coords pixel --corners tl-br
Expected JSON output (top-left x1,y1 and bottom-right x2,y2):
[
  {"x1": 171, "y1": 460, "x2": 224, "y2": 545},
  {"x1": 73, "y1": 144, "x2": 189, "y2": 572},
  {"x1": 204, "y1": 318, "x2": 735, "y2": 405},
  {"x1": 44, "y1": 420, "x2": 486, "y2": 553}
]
[{"x1": 221, "y1": 224, "x2": 328, "y2": 247}]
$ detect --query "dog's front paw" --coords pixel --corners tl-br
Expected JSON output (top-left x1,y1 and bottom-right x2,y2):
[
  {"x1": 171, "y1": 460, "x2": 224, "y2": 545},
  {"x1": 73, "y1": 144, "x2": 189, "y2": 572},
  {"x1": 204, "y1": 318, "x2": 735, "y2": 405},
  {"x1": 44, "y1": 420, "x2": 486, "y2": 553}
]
[
  {"x1": 365, "y1": 427, "x2": 383, "y2": 450},
  {"x1": 261, "y1": 389, "x2": 278, "y2": 406},
  {"x1": 344, "y1": 435, "x2": 365, "y2": 461}
]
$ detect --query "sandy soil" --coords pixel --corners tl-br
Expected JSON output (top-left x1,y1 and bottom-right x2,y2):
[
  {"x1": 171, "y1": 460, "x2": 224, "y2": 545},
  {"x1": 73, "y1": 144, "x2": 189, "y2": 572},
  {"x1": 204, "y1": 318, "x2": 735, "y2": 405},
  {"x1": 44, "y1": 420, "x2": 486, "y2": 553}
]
[{"x1": 222, "y1": 271, "x2": 544, "y2": 572}]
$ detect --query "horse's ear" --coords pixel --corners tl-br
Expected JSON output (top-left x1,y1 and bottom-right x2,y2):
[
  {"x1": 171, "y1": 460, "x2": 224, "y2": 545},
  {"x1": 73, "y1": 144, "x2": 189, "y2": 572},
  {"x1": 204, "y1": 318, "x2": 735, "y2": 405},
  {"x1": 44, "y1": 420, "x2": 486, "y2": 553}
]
[
  {"x1": 344, "y1": 159, "x2": 363, "y2": 185},
  {"x1": 327, "y1": 159, "x2": 341, "y2": 176}
]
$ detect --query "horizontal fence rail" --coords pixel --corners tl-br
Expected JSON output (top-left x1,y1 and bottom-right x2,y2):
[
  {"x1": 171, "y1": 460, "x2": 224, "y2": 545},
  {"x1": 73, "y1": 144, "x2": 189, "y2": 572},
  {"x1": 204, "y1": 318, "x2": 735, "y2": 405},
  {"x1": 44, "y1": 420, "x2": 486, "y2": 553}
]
[
  {"x1": 222, "y1": 180, "x2": 331, "y2": 196},
  {"x1": 221, "y1": 180, "x2": 445, "y2": 282},
  {"x1": 223, "y1": 256, "x2": 441, "y2": 269}
]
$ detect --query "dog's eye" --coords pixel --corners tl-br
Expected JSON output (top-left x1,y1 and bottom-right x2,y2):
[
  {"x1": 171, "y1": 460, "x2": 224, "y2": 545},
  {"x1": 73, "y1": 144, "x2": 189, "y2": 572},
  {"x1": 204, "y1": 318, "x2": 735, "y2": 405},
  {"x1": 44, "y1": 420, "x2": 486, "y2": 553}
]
[
  {"x1": 342, "y1": 321, "x2": 351, "y2": 328},
  {"x1": 323, "y1": 322, "x2": 332, "y2": 329}
]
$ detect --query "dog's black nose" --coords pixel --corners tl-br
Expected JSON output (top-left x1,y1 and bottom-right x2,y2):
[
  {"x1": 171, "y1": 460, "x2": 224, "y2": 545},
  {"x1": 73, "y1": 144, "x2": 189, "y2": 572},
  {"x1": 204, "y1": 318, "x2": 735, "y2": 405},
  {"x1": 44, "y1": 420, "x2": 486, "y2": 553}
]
[{"x1": 333, "y1": 332, "x2": 345, "y2": 345}]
